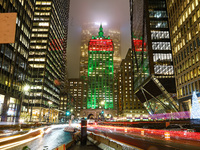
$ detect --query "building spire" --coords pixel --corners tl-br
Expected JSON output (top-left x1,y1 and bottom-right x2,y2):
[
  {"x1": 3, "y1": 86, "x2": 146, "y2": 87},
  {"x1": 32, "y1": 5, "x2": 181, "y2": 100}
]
[
  {"x1": 98, "y1": 24, "x2": 104, "y2": 38},
  {"x1": 92, "y1": 24, "x2": 110, "y2": 39}
]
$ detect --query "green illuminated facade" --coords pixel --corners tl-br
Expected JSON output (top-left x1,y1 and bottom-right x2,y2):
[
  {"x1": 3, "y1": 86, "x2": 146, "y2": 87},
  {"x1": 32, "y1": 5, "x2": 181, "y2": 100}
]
[{"x1": 87, "y1": 25, "x2": 114, "y2": 109}]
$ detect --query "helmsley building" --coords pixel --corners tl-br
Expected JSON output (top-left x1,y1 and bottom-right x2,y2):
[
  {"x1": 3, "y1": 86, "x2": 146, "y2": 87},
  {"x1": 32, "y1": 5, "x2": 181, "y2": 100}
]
[{"x1": 80, "y1": 25, "x2": 117, "y2": 119}]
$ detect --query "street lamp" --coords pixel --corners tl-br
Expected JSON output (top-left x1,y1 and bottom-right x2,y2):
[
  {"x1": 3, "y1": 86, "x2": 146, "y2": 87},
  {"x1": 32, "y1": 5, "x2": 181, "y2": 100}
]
[
  {"x1": 18, "y1": 84, "x2": 30, "y2": 123},
  {"x1": 48, "y1": 101, "x2": 53, "y2": 123},
  {"x1": 101, "y1": 101, "x2": 105, "y2": 107},
  {"x1": 70, "y1": 109, "x2": 74, "y2": 121},
  {"x1": 48, "y1": 101, "x2": 53, "y2": 105},
  {"x1": 100, "y1": 101, "x2": 105, "y2": 120},
  {"x1": 23, "y1": 84, "x2": 30, "y2": 92}
]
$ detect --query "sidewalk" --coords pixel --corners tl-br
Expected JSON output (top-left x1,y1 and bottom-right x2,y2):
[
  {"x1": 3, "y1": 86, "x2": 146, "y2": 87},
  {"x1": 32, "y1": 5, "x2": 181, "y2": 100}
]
[{"x1": 68, "y1": 140, "x2": 101, "y2": 150}]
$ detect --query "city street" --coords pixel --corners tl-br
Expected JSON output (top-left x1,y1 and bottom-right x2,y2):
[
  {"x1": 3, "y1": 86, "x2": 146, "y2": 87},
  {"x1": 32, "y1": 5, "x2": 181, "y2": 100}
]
[
  {"x1": 0, "y1": 126, "x2": 72, "y2": 150},
  {"x1": 1, "y1": 124, "x2": 200, "y2": 150},
  {"x1": 88, "y1": 126, "x2": 200, "y2": 150},
  {"x1": 0, "y1": 0, "x2": 200, "y2": 149}
]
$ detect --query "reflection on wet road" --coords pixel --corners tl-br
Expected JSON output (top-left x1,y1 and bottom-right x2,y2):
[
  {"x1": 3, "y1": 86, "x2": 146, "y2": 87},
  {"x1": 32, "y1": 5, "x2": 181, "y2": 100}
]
[{"x1": 10, "y1": 127, "x2": 72, "y2": 150}]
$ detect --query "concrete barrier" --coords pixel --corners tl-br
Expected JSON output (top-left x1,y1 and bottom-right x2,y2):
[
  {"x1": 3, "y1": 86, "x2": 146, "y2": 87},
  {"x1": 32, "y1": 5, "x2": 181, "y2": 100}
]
[
  {"x1": 101, "y1": 136, "x2": 110, "y2": 145},
  {"x1": 117, "y1": 144, "x2": 123, "y2": 150},
  {"x1": 95, "y1": 134, "x2": 100, "y2": 141},
  {"x1": 88, "y1": 132, "x2": 142, "y2": 150},
  {"x1": 65, "y1": 140, "x2": 74, "y2": 149},
  {"x1": 72, "y1": 131, "x2": 81, "y2": 140},
  {"x1": 109, "y1": 140, "x2": 118, "y2": 149}
]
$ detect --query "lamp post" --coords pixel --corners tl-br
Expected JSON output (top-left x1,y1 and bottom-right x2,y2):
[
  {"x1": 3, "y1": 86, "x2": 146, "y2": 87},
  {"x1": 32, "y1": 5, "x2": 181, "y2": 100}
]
[
  {"x1": 70, "y1": 109, "x2": 74, "y2": 121},
  {"x1": 48, "y1": 101, "x2": 53, "y2": 123},
  {"x1": 100, "y1": 101, "x2": 105, "y2": 120},
  {"x1": 14, "y1": 83, "x2": 30, "y2": 131},
  {"x1": 17, "y1": 84, "x2": 30, "y2": 123},
  {"x1": 101, "y1": 101, "x2": 105, "y2": 107},
  {"x1": 23, "y1": 84, "x2": 31, "y2": 92}
]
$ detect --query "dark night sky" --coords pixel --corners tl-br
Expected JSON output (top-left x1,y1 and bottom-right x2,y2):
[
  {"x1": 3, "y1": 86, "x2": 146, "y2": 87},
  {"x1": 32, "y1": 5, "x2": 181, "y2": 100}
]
[{"x1": 67, "y1": 0, "x2": 131, "y2": 78}]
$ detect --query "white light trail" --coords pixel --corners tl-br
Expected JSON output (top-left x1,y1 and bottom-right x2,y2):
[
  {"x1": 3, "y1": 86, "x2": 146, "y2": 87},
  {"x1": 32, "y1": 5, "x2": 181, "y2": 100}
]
[
  {"x1": 0, "y1": 133, "x2": 43, "y2": 150},
  {"x1": 0, "y1": 128, "x2": 43, "y2": 143}
]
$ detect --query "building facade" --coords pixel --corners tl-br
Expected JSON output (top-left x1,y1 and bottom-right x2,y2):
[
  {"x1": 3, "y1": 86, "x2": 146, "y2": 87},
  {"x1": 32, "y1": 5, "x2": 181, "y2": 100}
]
[
  {"x1": 80, "y1": 22, "x2": 121, "y2": 80},
  {"x1": 87, "y1": 25, "x2": 114, "y2": 110},
  {"x1": 166, "y1": 0, "x2": 200, "y2": 111},
  {"x1": 68, "y1": 78, "x2": 85, "y2": 117},
  {"x1": 113, "y1": 78, "x2": 118, "y2": 110},
  {"x1": 117, "y1": 49, "x2": 147, "y2": 119},
  {"x1": 27, "y1": 0, "x2": 70, "y2": 122},
  {"x1": 59, "y1": 90, "x2": 76, "y2": 122},
  {"x1": 0, "y1": 0, "x2": 35, "y2": 122},
  {"x1": 130, "y1": 0, "x2": 179, "y2": 114}
]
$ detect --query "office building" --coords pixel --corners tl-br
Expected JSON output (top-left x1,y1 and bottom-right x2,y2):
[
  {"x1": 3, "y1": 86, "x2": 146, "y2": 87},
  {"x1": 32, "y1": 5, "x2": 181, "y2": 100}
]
[
  {"x1": 80, "y1": 25, "x2": 117, "y2": 119},
  {"x1": 130, "y1": 0, "x2": 179, "y2": 114},
  {"x1": 68, "y1": 78, "x2": 85, "y2": 117},
  {"x1": 0, "y1": 0, "x2": 35, "y2": 122},
  {"x1": 27, "y1": 0, "x2": 70, "y2": 122},
  {"x1": 113, "y1": 78, "x2": 118, "y2": 110},
  {"x1": 87, "y1": 25, "x2": 114, "y2": 109},
  {"x1": 59, "y1": 90, "x2": 76, "y2": 122},
  {"x1": 166, "y1": 0, "x2": 200, "y2": 111},
  {"x1": 117, "y1": 49, "x2": 147, "y2": 118}
]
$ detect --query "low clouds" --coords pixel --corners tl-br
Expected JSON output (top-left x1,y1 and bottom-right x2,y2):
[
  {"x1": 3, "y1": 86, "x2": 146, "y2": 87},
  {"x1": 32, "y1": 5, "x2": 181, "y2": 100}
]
[{"x1": 67, "y1": 0, "x2": 131, "y2": 78}]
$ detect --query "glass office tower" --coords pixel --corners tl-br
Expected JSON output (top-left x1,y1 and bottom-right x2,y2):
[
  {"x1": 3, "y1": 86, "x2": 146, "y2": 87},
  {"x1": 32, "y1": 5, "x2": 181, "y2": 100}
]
[
  {"x1": 130, "y1": 0, "x2": 179, "y2": 114},
  {"x1": 28, "y1": 0, "x2": 69, "y2": 122},
  {"x1": 0, "y1": 0, "x2": 35, "y2": 122}
]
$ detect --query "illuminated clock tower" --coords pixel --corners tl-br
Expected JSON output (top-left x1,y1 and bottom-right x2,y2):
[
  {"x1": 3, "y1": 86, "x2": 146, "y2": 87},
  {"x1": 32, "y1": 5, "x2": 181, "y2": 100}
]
[{"x1": 87, "y1": 25, "x2": 114, "y2": 109}]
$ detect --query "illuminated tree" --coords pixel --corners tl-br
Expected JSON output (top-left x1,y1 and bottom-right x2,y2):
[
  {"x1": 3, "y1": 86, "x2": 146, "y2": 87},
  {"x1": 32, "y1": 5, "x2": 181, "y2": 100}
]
[{"x1": 191, "y1": 91, "x2": 200, "y2": 119}]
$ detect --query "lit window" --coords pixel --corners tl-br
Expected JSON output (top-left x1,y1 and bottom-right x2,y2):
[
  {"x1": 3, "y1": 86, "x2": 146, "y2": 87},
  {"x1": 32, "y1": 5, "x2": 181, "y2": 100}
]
[{"x1": 39, "y1": 22, "x2": 49, "y2": 26}]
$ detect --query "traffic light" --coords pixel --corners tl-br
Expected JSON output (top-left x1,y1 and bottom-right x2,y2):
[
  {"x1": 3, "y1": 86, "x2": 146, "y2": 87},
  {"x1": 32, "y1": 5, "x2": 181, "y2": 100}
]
[
  {"x1": 101, "y1": 110, "x2": 104, "y2": 114},
  {"x1": 66, "y1": 111, "x2": 70, "y2": 116}
]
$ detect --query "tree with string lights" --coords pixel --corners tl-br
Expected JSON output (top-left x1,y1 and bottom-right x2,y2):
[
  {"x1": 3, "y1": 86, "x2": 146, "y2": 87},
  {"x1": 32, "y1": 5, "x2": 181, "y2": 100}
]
[{"x1": 190, "y1": 91, "x2": 200, "y2": 120}]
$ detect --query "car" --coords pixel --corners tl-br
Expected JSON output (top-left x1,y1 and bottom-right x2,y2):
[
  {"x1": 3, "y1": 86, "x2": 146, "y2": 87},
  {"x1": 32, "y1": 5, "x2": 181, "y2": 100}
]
[{"x1": 164, "y1": 124, "x2": 196, "y2": 132}]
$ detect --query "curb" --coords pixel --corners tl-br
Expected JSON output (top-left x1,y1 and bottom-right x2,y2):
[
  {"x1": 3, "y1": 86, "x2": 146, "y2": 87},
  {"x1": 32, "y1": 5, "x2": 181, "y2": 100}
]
[{"x1": 87, "y1": 132, "x2": 143, "y2": 150}]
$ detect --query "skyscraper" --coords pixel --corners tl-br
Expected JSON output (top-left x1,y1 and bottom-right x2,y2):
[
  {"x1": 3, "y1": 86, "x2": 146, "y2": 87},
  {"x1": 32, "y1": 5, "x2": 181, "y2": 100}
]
[
  {"x1": 130, "y1": 0, "x2": 179, "y2": 114},
  {"x1": 166, "y1": 0, "x2": 200, "y2": 111},
  {"x1": 68, "y1": 78, "x2": 85, "y2": 117},
  {"x1": 28, "y1": 0, "x2": 70, "y2": 122},
  {"x1": 80, "y1": 22, "x2": 121, "y2": 80},
  {"x1": 87, "y1": 25, "x2": 114, "y2": 110},
  {"x1": 0, "y1": 0, "x2": 35, "y2": 122},
  {"x1": 117, "y1": 49, "x2": 147, "y2": 117}
]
